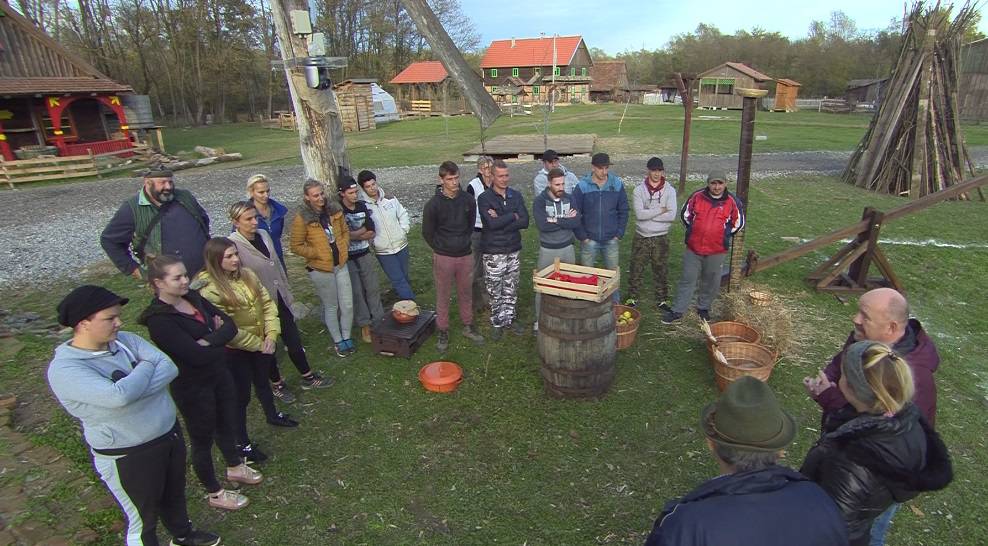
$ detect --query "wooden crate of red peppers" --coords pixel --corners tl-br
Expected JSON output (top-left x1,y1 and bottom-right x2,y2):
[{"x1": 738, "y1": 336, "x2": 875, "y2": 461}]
[{"x1": 533, "y1": 258, "x2": 620, "y2": 303}]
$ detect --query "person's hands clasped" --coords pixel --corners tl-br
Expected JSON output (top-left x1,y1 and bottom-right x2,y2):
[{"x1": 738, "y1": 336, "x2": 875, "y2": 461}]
[
  {"x1": 802, "y1": 370, "x2": 833, "y2": 397},
  {"x1": 261, "y1": 338, "x2": 276, "y2": 354}
]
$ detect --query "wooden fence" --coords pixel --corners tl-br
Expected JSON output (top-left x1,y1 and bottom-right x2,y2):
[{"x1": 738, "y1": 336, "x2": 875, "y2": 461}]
[{"x1": 1, "y1": 145, "x2": 151, "y2": 189}]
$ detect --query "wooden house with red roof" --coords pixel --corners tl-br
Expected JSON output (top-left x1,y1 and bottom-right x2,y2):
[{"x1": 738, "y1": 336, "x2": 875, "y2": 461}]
[
  {"x1": 0, "y1": 1, "x2": 136, "y2": 161},
  {"x1": 696, "y1": 62, "x2": 773, "y2": 109},
  {"x1": 480, "y1": 35, "x2": 593, "y2": 106},
  {"x1": 389, "y1": 60, "x2": 468, "y2": 115}
]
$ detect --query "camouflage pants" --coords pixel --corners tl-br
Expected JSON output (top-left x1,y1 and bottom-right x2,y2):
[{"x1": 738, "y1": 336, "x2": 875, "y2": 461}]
[
  {"x1": 628, "y1": 233, "x2": 669, "y2": 303},
  {"x1": 483, "y1": 251, "x2": 520, "y2": 328}
]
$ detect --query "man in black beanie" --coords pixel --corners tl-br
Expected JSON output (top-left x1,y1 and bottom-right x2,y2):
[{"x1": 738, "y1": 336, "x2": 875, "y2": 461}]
[{"x1": 47, "y1": 285, "x2": 220, "y2": 546}]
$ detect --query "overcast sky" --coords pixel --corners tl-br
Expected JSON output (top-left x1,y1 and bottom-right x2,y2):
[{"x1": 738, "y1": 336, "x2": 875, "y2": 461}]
[{"x1": 458, "y1": 0, "x2": 987, "y2": 54}]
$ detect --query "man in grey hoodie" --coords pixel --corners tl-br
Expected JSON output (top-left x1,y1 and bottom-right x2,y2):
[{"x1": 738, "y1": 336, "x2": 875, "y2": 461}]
[
  {"x1": 532, "y1": 168, "x2": 581, "y2": 330},
  {"x1": 628, "y1": 157, "x2": 677, "y2": 310},
  {"x1": 533, "y1": 149, "x2": 579, "y2": 196},
  {"x1": 47, "y1": 285, "x2": 219, "y2": 546}
]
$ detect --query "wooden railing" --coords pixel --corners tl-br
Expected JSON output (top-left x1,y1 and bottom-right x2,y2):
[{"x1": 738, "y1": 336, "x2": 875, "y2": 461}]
[
  {"x1": 1, "y1": 144, "x2": 151, "y2": 189},
  {"x1": 64, "y1": 138, "x2": 133, "y2": 157},
  {"x1": 0, "y1": 154, "x2": 98, "y2": 188}
]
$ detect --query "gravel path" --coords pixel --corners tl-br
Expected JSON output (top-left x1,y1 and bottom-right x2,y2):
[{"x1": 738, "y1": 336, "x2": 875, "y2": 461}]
[{"x1": 2, "y1": 148, "x2": 986, "y2": 289}]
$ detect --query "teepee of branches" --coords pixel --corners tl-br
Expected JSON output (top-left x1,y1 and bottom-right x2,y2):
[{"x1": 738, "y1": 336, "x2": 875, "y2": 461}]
[{"x1": 843, "y1": 3, "x2": 979, "y2": 198}]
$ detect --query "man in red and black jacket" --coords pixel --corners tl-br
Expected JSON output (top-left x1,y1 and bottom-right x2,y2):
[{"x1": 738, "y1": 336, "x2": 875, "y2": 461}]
[{"x1": 662, "y1": 171, "x2": 744, "y2": 324}]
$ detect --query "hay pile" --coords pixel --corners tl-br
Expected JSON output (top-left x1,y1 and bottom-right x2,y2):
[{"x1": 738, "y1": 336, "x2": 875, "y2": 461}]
[{"x1": 717, "y1": 285, "x2": 797, "y2": 359}]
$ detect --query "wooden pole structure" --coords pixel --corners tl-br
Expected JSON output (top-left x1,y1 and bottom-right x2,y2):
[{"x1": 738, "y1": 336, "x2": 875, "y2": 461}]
[
  {"x1": 399, "y1": 0, "x2": 501, "y2": 130},
  {"x1": 268, "y1": 0, "x2": 349, "y2": 185},
  {"x1": 674, "y1": 73, "x2": 695, "y2": 194},
  {"x1": 728, "y1": 88, "x2": 768, "y2": 291}
]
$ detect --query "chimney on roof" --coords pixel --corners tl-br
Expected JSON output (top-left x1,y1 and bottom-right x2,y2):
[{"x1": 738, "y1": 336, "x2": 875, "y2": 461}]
[{"x1": 511, "y1": 37, "x2": 516, "y2": 48}]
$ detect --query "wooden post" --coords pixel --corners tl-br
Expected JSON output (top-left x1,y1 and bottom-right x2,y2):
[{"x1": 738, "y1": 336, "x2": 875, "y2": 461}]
[
  {"x1": 910, "y1": 27, "x2": 937, "y2": 197},
  {"x1": 674, "y1": 73, "x2": 695, "y2": 194},
  {"x1": 398, "y1": 0, "x2": 501, "y2": 130},
  {"x1": 728, "y1": 88, "x2": 768, "y2": 291},
  {"x1": 268, "y1": 0, "x2": 349, "y2": 185}
]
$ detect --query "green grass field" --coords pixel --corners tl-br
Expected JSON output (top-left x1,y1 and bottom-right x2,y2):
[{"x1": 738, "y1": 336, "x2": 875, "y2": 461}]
[
  {"x1": 1, "y1": 173, "x2": 986, "y2": 544},
  {"x1": 162, "y1": 104, "x2": 988, "y2": 170}
]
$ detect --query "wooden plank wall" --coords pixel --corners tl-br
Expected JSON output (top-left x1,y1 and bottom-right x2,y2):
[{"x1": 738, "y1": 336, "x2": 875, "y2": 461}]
[{"x1": 959, "y1": 40, "x2": 988, "y2": 121}]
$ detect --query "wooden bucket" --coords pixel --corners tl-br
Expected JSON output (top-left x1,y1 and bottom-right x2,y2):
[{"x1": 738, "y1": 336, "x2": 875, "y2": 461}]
[
  {"x1": 537, "y1": 294, "x2": 617, "y2": 399},
  {"x1": 613, "y1": 304, "x2": 641, "y2": 350},
  {"x1": 712, "y1": 342, "x2": 776, "y2": 392}
]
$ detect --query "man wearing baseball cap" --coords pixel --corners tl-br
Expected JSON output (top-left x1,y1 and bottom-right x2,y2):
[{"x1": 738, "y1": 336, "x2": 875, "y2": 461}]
[
  {"x1": 533, "y1": 149, "x2": 579, "y2": 196},
  {"x1": 47, "y1": 285, "x2": 220, "y2": 546},
  {"x1": 644, "y1": 377, "x2": 848, "y2": 545},
  {"x1": 571, "y1": 152, "x2": 629, "y2": 301},
  {"x1": 662, "y1": 170, "x2": 744, "y2": 324},
  {"x1": 627, "y1": 157, "x2": 677, "y2": 311}
]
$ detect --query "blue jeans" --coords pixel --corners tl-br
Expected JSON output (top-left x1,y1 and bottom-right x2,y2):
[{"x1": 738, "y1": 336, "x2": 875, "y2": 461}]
[
  {"x1": 377, "y1": 247, "x2": 415, "y2": 300},
  {"x1": 869, "y1": 503, "x2": 900, "y2": 546},
  {"x1": 580, "y1": 238, "x2": 620, "y2": 301}
]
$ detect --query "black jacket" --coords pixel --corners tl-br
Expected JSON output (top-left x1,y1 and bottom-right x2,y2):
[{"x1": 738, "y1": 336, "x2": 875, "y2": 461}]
[
  {"x1": 137, "y1": 290, "x2": 237, "y2": 390},
  {"x1": 800, "y1": 403, "x2": 953, "y2": 546},
  {"x1": 478, "y1": 187, "x2": 529, "y2": 254},
  {"x1": 645, "y1": 465, "x2": 848, "y2": 546},
  {"x1": 422, "y1": 187, "x2": 476, "y2": 257}
]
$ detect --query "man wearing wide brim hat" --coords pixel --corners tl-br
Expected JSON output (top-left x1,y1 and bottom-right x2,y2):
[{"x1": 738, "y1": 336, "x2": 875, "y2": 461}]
[{"x1": 644, "y1": 377, "x2": 848, "y2": 546}]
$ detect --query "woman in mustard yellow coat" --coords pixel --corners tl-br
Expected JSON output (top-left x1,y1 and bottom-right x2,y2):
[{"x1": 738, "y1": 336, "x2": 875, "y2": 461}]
[
  {"x1": 290, "y1": 179, "x2": 355, "y2": 357},
  {"x1": 196, "y1": 237, "x2": 298, "y2": 462}
]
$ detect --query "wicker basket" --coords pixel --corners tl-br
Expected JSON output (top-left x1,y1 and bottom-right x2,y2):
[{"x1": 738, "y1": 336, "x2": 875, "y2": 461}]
[
  {"x1": 748, "y1": 290, "x2": 772, "y2": 307},
  {"x1": 613, "y1": 304, "x2": 641, "y2": 350},
  {"x1": 711, "y1": 342, "x2": 776, "y2": 392}
]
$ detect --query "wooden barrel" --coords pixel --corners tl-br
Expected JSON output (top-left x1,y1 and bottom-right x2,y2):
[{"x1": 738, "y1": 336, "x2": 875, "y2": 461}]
[{"x1": 537, "y1": 294, "x2": 617, "y2": 399}]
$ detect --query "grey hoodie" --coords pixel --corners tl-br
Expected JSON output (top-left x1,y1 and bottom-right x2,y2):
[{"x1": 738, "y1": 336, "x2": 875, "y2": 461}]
[
  {"x1": 534, "y1": 164, "x2": 580, "y2": 196},
  {"x1": 632, "y1": 178, "x2": 678, "y2": 237},
  {"x1": 47, "y1": 331, "x2": 179, "y2": 451}
]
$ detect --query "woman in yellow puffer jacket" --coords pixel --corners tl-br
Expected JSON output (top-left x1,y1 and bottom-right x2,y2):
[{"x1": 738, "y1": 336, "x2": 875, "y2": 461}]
[{"x1": 196, "y1": 237, "x2": 299, "y2": 459}]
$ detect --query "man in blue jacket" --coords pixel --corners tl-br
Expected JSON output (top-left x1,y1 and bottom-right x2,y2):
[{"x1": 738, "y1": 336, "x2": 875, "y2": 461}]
[
  {"x1": 478, "y1": 159, "x2": 529, "y2": 339},
  {"x1": 47, "y1": 285, "x2": 220, "y2": 546},
  {"x1": 572, "y1": 153, "x2": 629, "y2": 301},
  {"x1": 644, "y1": 377, "x2": 848, "y2": 546}
]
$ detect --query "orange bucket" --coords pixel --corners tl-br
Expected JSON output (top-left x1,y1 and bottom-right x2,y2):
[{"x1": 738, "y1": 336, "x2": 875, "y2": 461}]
[{"x1": 418, "y1": 361, "x2": 463, "y2": 393}]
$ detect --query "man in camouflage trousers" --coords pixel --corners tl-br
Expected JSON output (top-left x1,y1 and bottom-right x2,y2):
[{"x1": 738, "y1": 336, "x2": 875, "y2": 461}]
[{"x1": 628, "y1": 157, "x2": 677, "y2": 311}]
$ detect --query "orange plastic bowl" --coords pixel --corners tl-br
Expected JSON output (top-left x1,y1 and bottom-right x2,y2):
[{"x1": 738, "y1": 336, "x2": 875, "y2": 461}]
[{"x1": 418, "y1": 361, "x2": 463, "y2": 393}]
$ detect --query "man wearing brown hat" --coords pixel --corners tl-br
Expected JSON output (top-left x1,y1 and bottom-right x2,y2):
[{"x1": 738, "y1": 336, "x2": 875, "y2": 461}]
[
  {"x1": 101, "y1": 168, "x2": 210, "y2": 278},
  {"x1": 644, "y1": 377, "x2": 848, "y2": 546},
  {"x1": 47, "y1": 285, "x2": 220, "y2": 546}
]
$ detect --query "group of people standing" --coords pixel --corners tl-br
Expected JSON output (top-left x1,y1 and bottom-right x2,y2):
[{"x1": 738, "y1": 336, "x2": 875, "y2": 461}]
[
  {"x1": 45, "y1": 156, "x2": 952, "y2": 546},
  {"x1": 424, "y1": 149, "x2": 743, "y2": 351}
]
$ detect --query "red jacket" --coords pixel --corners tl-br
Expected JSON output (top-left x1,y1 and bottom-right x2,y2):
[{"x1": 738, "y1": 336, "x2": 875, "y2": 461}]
[
  {"x1": 814, "y1": 318, "x2": 940, "y2": 427},
  {"x1": 680, "y1": 189, "x2": 745, "y2": 256}
]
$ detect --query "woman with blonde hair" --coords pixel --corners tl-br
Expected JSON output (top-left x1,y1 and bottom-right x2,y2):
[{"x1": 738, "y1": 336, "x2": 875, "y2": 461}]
[
  {"x1": 196, "y1": 237, "x2": 299, "y2": 462},
  {"x1": 138, "y1": 255, "x2": 262, "y2": 511},
  {"x1": 246, "y1": 174, "x2": 289, "y2": 266},
  {"x1": 800, "y1": 341, "x2": 952, "y2": 546},
  {"x1": 290, "y1": 179, "x2": 355, "y2": 357},
  {"x1": 228, "y1": 201, "x2": 333, "y2": 403}
]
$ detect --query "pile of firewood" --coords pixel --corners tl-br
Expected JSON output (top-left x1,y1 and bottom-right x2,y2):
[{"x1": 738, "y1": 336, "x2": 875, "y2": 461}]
[{"x1": 843, "y1": 3, "x2": 979, "y2": 198}]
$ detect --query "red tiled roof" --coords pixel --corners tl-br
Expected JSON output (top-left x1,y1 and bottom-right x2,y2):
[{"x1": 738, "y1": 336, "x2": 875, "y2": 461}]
[
  {"x1": 389, "y1": 61, "x2": 448, "y2": 84},
  {"x1": 480, "y1": 36, "x2": 584, "y2": 68},
  {"x1": 0, "y1": 77, "x2": 133, "y2": 95},
  {"x1": 776, "y1": 78, "x2": 801, "y2": 87},
  {"x1": 724, "y1": 62, "x2": 773, "y2": 82}
]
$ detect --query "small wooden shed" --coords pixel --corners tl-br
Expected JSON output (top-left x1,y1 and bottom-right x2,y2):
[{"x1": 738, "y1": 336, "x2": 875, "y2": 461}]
[
  {"x1": 696, "y1": 62, "x2": 773, "y2": 109},
  {"x1": 959, "y1": 38, "x2": 988, "y2": 121},
  {"x1": 773, "y1": 79, "x2": 801, "y2": 112},
  {"x1": 389, "y1": 61, "x2": 468, "y2": 115},
  {"x1": 845, "y1": 79, "x2": 887, "y2": 108},
  {"x1": 333, "y1": 78, "x2": 376, "y2": 132},
  {"x1": 589, "y1": 61, "x2": 630, "y2": 103}
]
